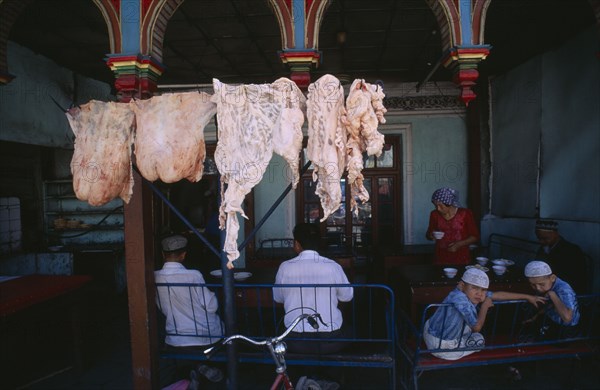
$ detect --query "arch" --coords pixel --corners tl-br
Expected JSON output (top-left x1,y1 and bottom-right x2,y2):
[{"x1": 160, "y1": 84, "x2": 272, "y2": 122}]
[
  {"x1": 140, "y1": 0, "x2": 185, "y2": 60},
  {"x1": 472, "y1": 0, "x2": 492, "y2": 45},
  {"x1": 0, "y1": 0, "x2": 34, "y2": 82},
  {"x1": 305, "y1": 0, "x2": 332, "y2": 49},
  {"x1": 424, "y1": 0, "x2": 461, "y2": 51},
  {"x1": 92, "y1": 0, "x2": 123, "y2": 53},
  {"x1": 268, "y1": 0, "x2": 295, "y2": 49}
]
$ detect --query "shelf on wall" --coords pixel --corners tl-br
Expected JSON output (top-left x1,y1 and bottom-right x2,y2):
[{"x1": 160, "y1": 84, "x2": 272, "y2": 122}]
[{"x1": 43, "y1": 180, "x2": 125, "y2": 246}]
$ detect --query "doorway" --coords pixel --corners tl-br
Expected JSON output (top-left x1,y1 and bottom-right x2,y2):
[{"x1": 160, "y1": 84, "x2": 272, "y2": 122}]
[{"x1": 296, "y1": 135, "x2": 402, "y2": 256}]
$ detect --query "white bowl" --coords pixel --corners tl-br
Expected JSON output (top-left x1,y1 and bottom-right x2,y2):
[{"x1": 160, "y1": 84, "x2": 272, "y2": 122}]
[
  {"x1": 443, "y1": 267, "x2": 458, "y2": 278},
  {"x1": 492, "y1": 265, "x2": 507, "y2": 275},
  {"x1": 492, "y1": 259, "x2": 507, "y2": 266},
  {"x1": 432, "y1": 231, "x2": 445, "y2": 240},
  {"x1": 476, "y1": 257, "x2": 489, "y2": 266}
]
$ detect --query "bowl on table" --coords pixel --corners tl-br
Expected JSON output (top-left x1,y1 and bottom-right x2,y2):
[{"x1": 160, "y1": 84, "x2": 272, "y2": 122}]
[
  {"x1": 492, "y1": 265, "x2": 507, "y2": 276},
  {"x1": 443, "y1": 267, "x2": 458, "y2": 278},
  {"x1": 476, "y1": 257, "x2": 489, "y2": 266},
  {"x1": 432, "y1": 231, "x2": 445, "y2": 240},
  {"x1": 492, "y1": 259, "x2": 514, "y2": 267},
  {"x1": 466, "y1": 264, "x2": 489, "y2": 272}
]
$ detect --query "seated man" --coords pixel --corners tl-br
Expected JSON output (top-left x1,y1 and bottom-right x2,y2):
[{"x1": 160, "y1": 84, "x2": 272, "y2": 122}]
[
  {"x1": 535, "y1": 219, "x2": 588, "y2": 293},
  {"x1": 273, "y1": 223, "x2": 354, "y2": 354},
  {"x1": 154, "y1": 234, "x2": 223, "y2": 348}
]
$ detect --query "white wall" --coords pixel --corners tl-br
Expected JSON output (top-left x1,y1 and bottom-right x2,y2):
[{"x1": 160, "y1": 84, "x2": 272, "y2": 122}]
[{"x1": 385, "y1": 113, "x2": 469, "y2": 245}]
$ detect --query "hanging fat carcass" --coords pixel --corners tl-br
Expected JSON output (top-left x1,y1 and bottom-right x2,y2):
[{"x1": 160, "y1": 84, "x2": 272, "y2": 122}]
[
  {"x1": 306, "y1": 74, "x2": 347, "y2": 222},
  {"x1": 271, "y1": 77, "x2": 306, "y2": 189},
  {"x1": 212, "y1": 78, "x2": 304, "y2": 268},
  {"x1": 131, "y1": 92, "x2": 217, "y2": 183},
  {"x1": 67, "y1": 101, "x2": 135, "y2": 206},
  {"x1": 343, "y1": 79, "x2": 386, "y2": 214}
]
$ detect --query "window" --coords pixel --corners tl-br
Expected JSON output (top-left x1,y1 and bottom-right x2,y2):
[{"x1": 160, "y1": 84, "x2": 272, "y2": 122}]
[
  {"x1": 296, "y1": 136, "x2": 402, "y2": 253},
  {"x1": 0, "y1": 197, "x2": 22, "y2": 255}
]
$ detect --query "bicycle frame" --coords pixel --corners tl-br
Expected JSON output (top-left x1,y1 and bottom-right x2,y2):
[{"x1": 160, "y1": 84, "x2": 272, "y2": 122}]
[
  {"x1": 271, "y1": 371, "x2": 293, "y2": 390},
  {"x1": 267, "y1": 340, "x2": 293, "y2": 390},
  {"x1": 204, "y1": 313, "x2": 322, "y2": 390}
]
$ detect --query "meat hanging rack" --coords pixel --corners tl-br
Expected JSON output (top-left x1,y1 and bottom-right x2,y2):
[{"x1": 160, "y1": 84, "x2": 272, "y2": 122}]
[{"x1": 136, "y1": 112, "x2": 311, "y2": 387}]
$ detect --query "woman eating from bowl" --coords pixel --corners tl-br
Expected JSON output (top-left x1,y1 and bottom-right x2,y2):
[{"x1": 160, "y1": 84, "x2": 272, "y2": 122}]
[{"x1": 426, "y1": 187, "x2": 479, "y2": 265}]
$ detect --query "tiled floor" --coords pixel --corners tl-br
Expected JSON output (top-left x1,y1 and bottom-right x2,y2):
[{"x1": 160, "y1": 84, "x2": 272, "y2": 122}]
[{"x1": 26, "y1": 292, "x2": 600, "y2": 390}]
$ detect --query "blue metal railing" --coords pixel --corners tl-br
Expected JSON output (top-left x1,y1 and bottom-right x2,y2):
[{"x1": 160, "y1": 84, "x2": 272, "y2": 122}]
[{"x1": 156, "y1": 283, "x2": 397, "y2": 387}]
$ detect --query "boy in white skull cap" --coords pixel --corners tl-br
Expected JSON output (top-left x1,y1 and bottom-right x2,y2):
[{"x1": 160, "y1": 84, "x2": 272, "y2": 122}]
[
  {"x1": 424, "y1": 268, "x2": 545, "y2": 360},
  {"x1": 522, "y1": 260, "x2": 580, "y2": 339}
]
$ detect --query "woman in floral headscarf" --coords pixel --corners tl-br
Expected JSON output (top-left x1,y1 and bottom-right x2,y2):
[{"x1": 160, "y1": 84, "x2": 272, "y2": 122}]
[{"x1": 426, "y1": 187, "x2": 479, "y2": 265}]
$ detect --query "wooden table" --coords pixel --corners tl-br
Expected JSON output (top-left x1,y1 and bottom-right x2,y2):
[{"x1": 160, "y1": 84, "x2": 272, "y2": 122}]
[
  {"x1": 373, "y1": 245, "x2": 435, "y2": 283},
  {"x1": 0, "y1": 274, "x2": 91, "y2": 388},
  {"x1": 392, "y1": 264, "x2": 530, "y2": 323}
]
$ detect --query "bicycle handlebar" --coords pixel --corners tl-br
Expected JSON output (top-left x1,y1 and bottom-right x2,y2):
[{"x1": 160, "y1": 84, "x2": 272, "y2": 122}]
[{"x1": 203, "y1": 313, "x2": 324, "y2": 358}]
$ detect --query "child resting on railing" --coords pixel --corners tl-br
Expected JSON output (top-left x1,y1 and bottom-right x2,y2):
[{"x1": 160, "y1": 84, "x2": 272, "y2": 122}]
[
  {"x1": 520, "y1": 260, "x2": 581, "y2": 340},
  {"x1": 423, "y1": 268, "x2": 546, "y2": 360}
]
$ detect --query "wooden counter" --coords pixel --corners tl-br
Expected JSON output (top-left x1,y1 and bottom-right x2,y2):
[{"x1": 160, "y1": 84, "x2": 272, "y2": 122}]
[{"x1": 1, "y1": 274, "x2": 91, "y2": 388}]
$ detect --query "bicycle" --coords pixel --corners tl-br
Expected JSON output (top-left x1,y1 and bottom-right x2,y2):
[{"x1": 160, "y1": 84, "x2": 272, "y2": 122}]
[{"x1": 204, "y1": 313, "x2": 326, "y2": 390}]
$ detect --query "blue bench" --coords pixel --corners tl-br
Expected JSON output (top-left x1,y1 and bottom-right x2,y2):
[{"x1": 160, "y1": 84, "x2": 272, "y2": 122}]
[
  {"x1": 156, "y1": 283, "x2": 396, "y2": 388},
  {"x1": 396, "y1": 294, "x2": 600, "y2": 390}
]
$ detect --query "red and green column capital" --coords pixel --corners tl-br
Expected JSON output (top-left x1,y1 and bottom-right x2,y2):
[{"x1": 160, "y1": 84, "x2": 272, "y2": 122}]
[
  {"x1": 106, "y1": 54, "x2": 164, "y2": 102},
  {"x1": 442, "y1": 45, "x2": 491, "y2": 106},
  {"x1": 279, "y1": 50, "x2": 321, "y2": 90}
]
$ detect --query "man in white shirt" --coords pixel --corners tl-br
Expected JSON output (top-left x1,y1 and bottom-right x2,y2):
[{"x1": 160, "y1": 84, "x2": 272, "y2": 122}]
[
  {"x1": 274, "y1": 223, "x2": 353, "y2": 354},
  {"x1": 155, "y1": 234, "x2": 223, "y2": 347}
]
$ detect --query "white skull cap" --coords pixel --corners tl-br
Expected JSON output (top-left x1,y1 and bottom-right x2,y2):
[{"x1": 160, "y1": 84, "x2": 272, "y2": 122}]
[
  {"x1": 461, "y1": 268, "x2": 489, "y2": 288},
  {"x1": 524, "y1": 260, "x2": 552, "y2": 277},
  {"x1": 161, "y1": 234, "x2": 188, "y2": 252}
]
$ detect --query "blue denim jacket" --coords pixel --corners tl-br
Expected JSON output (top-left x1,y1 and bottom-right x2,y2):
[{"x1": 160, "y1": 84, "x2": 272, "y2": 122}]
[
  {"x1": 546, "y1": 277, "x2": 580, "y2": 326},
  {"x1": 427, "y1": 288, "x2": 480, "y2": 340}
]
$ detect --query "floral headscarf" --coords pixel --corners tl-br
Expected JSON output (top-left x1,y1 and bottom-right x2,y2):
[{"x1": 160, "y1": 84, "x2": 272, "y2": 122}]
[{"x1": 431, "y1": 187, "x2": 460, "y2": 207}]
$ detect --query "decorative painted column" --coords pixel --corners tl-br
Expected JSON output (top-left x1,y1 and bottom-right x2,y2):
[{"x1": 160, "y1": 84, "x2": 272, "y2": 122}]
[
  {"x1": 93, "y1": 0, "x2": 177, "y2": 101},
  {"x1": 279, "y1": 50, "x2": 321, "y2": 90},
  {"x1": 442, "y1": 46, "x2": 490, "y2": 106},
  {"x1": 270, "y1": 0, "x2": 331, "y2": 89},
  {"x1": 105, "y1": 54, "x2": 164, "y2": 102},
  {"x1": 425, "y1": 0, "x2": 492, "y2": 105},
  {"x1": 92, "y1": 1, "x2": 183, "y2": 389}
]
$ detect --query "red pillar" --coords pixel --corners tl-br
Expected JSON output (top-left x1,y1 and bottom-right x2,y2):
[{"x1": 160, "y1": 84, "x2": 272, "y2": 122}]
[{"x1": 106, "y1": 53, "x2": 164, "y2": 389}]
